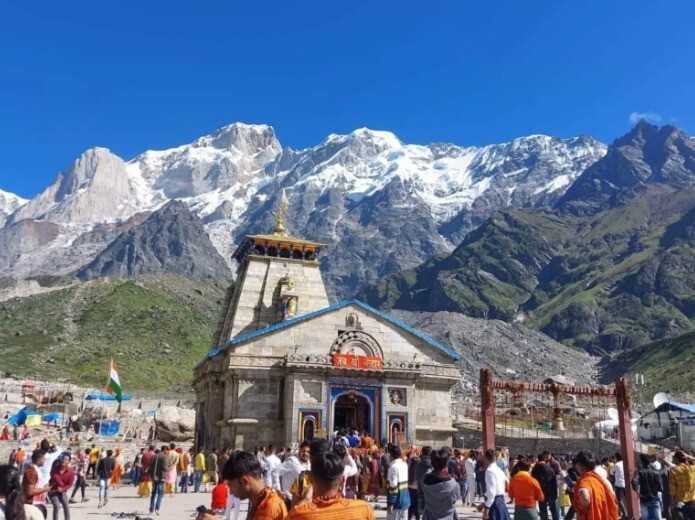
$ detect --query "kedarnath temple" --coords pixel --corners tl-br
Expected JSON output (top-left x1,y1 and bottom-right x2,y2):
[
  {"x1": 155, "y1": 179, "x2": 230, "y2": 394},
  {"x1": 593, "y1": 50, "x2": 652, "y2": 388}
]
[{"x1": 193, "y1": 193, "x2": 461, "y2": 449}]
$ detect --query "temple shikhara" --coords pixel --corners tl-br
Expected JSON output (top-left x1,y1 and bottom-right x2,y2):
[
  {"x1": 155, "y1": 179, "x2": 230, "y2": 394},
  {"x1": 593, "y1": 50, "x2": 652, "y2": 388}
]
[{"x1": 193, "y1": 192, "x2": 461, "y2": 449}]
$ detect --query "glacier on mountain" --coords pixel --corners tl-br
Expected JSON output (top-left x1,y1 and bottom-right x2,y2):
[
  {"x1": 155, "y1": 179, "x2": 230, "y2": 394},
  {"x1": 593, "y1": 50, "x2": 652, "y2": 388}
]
[
  {"x1": 0, "y1": 189, "x2": 28, "y2": 228},
  {"x1": 0, "y1": 122, "x2": 606, "y2": 296}
]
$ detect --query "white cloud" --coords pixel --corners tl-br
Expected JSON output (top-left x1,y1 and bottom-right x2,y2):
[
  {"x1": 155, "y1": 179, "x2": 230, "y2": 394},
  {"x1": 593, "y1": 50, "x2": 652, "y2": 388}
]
[{"x1": 629, "y1": 111, "x2": 662, "y2": 125}]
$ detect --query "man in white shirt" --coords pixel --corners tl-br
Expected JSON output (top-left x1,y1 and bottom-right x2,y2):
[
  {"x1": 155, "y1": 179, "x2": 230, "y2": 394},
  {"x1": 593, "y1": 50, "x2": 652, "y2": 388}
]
[
  {"x1": 465, "y1": 451, "x2": 477, "y2": 506},
  {"x1": 612, "y1": 453, "x2": 626, "y2": 519},
  {"x1": 332, "y1": 443, "x2": 358, "y2": 478},
  {"x1": 0, "y1": 463, "x2": 45, "y2": 520},
  {"x1": 480, "y1": 449, "x2": 509, "y2": 520},
  {"x1": 277, "y1": 441, "x2": 311, "y2": 501},
  {"x1": 35, "y1": 440, "x2": 62, "y2": 511},
  {"x1": 387, "y1": 445, "x2": 411, "y2": 520},
  {"x1": 594, "y1": 463, "x2": 608, "y2": 480},
  {"x1": 332, "y1": 443, "x2": 358, "y2": 495},
  {"x1": 262, "y1": 445, "x2": 282, "y2": 490}
]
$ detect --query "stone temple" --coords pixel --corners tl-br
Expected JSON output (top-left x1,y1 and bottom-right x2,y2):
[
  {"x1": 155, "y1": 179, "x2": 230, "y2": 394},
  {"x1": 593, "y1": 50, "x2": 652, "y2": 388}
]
[{"x1": 193, "y1": 193, "x2": 461, "y2": 449}]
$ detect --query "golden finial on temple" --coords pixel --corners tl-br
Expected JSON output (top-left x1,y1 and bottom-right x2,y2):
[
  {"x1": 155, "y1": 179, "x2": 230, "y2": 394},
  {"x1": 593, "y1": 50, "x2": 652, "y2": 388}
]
[{"x1": 273, "y1": 188, "x2": 289, "y2": 236}]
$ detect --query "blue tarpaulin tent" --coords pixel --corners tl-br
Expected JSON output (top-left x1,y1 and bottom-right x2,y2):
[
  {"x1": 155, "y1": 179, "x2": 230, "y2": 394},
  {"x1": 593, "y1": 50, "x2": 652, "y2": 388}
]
[
  {"x1": 85, "y1": 391, "x2": 131, "y2": 401},
  {"x1": 7, "y1": 408, "x2": 29, "y2": 426},
  {"x1": 42, "y1": 412, "x2": 64, "y2": 424},
  {"x1": 7, "y1": 407, "x2": 41, "y2": 426},
  {"x1": 96, "y1": 420, "x2": 120, "y2": 436}
]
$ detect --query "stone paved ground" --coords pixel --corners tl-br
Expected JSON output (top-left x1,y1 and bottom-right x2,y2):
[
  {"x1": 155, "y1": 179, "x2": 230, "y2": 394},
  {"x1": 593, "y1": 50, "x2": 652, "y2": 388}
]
[{"x1": 61, "y1": 484, "x2": 488, "y2": 520}]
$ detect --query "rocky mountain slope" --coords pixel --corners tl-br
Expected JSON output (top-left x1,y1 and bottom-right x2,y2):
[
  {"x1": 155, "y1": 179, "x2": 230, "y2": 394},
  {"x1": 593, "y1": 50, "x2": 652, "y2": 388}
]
[
  {"x1": 558, "y1": 121, "x2": 695, "y2": 215},
  {"x1": 363, "y1": 123, "x2": 695, "y2": 355},
  {"x1": 392, "y1": 310, "x2": 597, "y2": 390},
  {"x1": 9, "y1": 147, "x2": 142, "y2": 226},
  {"x1": 77, "y1": 201, "x2": 232, "y2": 281},
  {"x1": 0, "y1": 123, "x2": 605, "y2": 298},
  {"x1": 0, "y1": 189, "x2": 27, "y2": 228}
]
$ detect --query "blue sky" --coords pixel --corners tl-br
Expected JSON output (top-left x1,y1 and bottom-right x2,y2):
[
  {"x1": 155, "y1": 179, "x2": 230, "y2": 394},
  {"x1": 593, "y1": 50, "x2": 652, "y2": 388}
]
[{"x1": 1, "y1": 1, "x2": 693, "y2": 198}]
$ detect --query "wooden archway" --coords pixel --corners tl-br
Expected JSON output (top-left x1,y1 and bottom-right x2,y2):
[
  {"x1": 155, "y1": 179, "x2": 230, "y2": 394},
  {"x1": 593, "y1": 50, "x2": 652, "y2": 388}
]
[{"x1": 479, "y1": 369, "x2": 640, "y2": 520}]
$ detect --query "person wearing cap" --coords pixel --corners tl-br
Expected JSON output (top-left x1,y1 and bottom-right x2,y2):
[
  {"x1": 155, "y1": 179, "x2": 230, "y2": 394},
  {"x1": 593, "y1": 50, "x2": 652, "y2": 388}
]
[{"x1": 289, "y1": 450, "x2": 375, "y2": 520}]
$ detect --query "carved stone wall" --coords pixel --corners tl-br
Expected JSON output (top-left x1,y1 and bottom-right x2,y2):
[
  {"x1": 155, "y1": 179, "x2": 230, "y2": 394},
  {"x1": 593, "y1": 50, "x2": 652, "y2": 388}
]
[
  {"x1": 227, "y1": 257, "x2": 330, "y2": 339},
  {"x1": 236, "y1": 377, "x2": 283, "y2": 421},
  {"x1": 329, "y1": 330, "x2": 384, "y2": 358},
  {"x1": 415, "y1": 384, "x2": 454, "y2": 429},
  {"x1": 387, "y1": 387, "x2": 407, "y2": 407},
  {"x1": 296, "y1": 380, "x2": 323, "y2": 404}
]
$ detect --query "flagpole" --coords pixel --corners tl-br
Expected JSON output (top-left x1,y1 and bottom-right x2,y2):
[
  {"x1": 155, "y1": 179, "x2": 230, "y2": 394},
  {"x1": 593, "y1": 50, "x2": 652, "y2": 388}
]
[{"x1": 102, "y1": 358, "x2": 109, "y2": 436}]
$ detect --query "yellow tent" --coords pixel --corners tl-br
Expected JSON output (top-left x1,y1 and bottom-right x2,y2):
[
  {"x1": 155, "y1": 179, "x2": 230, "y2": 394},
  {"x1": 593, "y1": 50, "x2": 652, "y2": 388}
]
[{"x1": 24, "y1": 414, "x2": 42, "y2": 427}]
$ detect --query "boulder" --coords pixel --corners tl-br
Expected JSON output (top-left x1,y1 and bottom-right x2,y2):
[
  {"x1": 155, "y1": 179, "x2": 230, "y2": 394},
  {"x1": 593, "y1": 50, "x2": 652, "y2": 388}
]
[{"x1": 155, "y1": 406, "x2": 195, "y2": 442}]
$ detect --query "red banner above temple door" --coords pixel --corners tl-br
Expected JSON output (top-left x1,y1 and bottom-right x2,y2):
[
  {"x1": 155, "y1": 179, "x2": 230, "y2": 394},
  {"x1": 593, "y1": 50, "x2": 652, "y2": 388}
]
[{"x1": 332, "y1": 354, "x2": 383, "y2": 370}]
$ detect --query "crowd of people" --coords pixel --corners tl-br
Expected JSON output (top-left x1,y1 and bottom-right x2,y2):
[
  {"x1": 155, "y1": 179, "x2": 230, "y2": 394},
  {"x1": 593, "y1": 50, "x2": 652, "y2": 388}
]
[
  {"x1": 501, "y1": 448, "x2": 695, "y2": 520},
  {"x1": 198, "y1": 441, "x2": 695, "y2": 520},
  {"x1": 0, "y1": 438, "x2": 206, "y2": 519},
  {"x1": 0, "y1": 436, "x2": 694, "y2": 520},
  {"x1": 187, "y1": 441, "x2": 695, "y2": 520}
]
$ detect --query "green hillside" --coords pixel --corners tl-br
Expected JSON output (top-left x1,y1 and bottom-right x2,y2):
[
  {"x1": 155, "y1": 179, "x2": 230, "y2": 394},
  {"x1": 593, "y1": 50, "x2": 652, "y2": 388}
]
[
  {"x1": 604, "y1": 330, "x2": 695, "y2": 399},
  {"x1": 0, "y1": 276, "x2": 228, "y2": 392},
  {"x1": 362, "y1": 186, "x2": 695, "y2": 355}
]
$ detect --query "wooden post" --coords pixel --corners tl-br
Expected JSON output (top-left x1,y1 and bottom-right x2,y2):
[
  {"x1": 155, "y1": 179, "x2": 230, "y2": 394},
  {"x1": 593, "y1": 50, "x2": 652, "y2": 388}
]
[
  {"x1": 616, "y1": 377, "x2": 640, "y2": 520},
  {"x1": 480, "y1": 368, "x2": 495, "y2": 451}
]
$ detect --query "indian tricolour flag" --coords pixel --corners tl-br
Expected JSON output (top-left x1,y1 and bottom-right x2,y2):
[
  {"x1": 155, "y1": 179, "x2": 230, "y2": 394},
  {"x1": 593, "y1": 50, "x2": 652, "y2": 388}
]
[{"x1": 107, "y1": 359, "x2": 123, "y2": 402}]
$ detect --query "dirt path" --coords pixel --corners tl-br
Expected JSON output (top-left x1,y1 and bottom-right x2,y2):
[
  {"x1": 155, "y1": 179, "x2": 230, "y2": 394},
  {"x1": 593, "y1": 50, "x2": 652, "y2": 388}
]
[{"x1": 62, "y1": 281, "x2": 89, "y2": 345}]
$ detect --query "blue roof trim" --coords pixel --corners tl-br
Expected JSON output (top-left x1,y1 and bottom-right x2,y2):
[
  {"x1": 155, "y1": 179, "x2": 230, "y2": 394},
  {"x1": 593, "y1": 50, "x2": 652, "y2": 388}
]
[
  {"x1": 204, "y1": 299, "x2": 461, "y2": 362},
  {"x1": 207, "y1": 346, "x2": 224, "y2": 359},
  {"x1": 654, "y1": 400, "x2": 695, "y2": 414}
]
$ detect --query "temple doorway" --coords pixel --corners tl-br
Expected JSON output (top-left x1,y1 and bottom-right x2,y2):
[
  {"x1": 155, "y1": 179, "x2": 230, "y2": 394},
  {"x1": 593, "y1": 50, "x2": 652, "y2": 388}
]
[
  {"x1": 299, "y1": 410, "x2": 320, "y2": 443},
  {"x1": 388, "y1": 414, "x2": 406, "y2": 445},
  {"x1": 333, "y1": 392, "x2": 370, "y2": 434}
]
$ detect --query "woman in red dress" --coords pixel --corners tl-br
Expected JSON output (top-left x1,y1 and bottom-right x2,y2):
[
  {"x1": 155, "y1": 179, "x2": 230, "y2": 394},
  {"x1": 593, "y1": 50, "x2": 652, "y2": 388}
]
[{"x1": 49, "y1": 454, "x2": 76, "y2": 520}]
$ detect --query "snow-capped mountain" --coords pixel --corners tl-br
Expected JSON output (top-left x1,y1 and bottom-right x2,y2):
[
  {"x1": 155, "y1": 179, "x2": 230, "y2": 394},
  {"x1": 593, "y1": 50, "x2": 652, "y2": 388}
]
[
  {"x1": 0, "y1": 122, "x2": 606, "y2": 297},
  {"x1": 0, "y1": 189, "x2": 28, "y2": 227},
  {"x1": 10, "y1": 147, "x2": 142, "y2": 227}
]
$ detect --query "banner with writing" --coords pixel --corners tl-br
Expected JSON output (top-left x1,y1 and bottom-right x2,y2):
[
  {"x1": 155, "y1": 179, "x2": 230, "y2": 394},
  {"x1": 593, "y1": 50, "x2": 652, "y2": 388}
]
[{"x1": 332, "y1": 354, "x2": 383, "y2": 370}]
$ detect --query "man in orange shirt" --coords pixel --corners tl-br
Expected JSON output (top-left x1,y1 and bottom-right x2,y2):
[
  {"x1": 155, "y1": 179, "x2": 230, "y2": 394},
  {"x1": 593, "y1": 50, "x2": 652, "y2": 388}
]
[
  {"x1": 508, "y1": 456, "x2": 544, "y2": 520},
  {"x1": 572, "y1": 451, "x2": 618, "y2": 520},
  {"x1": 360, "y1": 432, "x2": 374, "y2": 450},
  {"x1": 289, "y1": 451, "x2": 375, "y2": 520},
  {"x1": 224, "y1": 451, "x2": 288, "y2": 520},
  {"x1": 15, "y1": 447, "x2": 26, "y2": 467}
]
